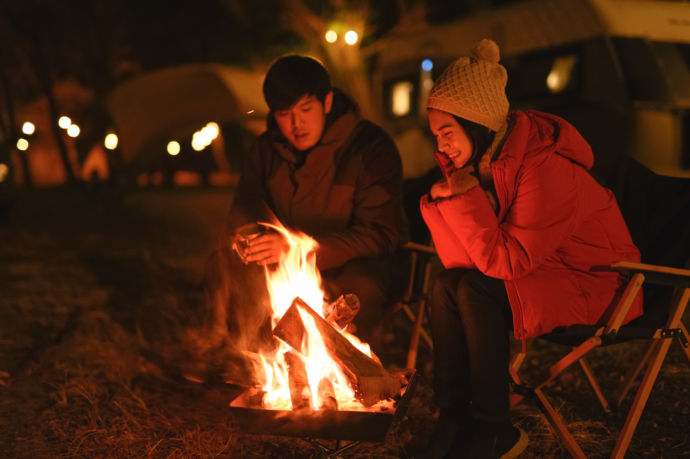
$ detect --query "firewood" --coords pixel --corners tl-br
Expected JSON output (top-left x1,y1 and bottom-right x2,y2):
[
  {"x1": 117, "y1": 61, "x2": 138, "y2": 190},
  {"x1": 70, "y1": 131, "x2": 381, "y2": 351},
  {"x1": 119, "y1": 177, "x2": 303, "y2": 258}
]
[
  {"x1": 272, "y1": 302, "x2": 306, "y2": 352},
  {"x1": 273, "y1": 297, "x2": 400, "y2": 406},
  {"x1": 317, "y1": 377, "x2": 338, "y2": 410},
  {"x1": 284, "y1": 351, "x2": 310, "y2": 410},
  {"x1": 324, "y1": 293, "x2": 360, "y2": 329}
]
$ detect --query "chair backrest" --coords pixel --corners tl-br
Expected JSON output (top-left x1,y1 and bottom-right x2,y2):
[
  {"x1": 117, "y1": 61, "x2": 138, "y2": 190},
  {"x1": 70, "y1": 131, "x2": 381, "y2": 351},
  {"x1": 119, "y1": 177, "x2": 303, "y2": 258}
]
[
  {"x1": 601, "y1": 155, "x2": 690, "y2": 326},
  {"x1": 603, "y1": 156, "x2": 690, "y2": 268}
]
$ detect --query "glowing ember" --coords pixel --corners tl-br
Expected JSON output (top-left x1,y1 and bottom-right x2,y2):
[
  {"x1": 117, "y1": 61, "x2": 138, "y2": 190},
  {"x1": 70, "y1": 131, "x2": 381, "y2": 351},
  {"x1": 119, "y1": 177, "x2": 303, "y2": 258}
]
[{"x1": 254, "y1": 221, "x2": 390, "y2": 412}]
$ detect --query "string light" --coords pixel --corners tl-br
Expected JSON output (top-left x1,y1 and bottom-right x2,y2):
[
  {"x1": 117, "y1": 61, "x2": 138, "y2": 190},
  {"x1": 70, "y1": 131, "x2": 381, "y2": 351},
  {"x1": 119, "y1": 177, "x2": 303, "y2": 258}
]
[
  {"x1": 344, "y1": 30, "x2": 358, "y2": 45},
  {"x1": 325, "y1": 30, "x2": 338, "y2": 43},
  {"x1": 104, "y1": 133, "x2": 118, "y2": 150},
  {"x1": 67, "y1": 124, "x2": 80, "y2": 138},
  {"x1": 22, "y1": 122, "x2": 35, "y2": 135},
  {"x1": 58, "y1": 116, "x2": 71, "y2": 129},
  {"x1": 167, "y1": 141, "x2": 180, "y2": 156}
]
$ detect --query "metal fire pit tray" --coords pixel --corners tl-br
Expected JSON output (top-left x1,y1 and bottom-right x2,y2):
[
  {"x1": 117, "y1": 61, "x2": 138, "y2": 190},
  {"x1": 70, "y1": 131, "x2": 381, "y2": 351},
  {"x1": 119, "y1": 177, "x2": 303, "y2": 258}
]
[{"x1": 228, "y1": 369, "x2": 417, "y2": 442}]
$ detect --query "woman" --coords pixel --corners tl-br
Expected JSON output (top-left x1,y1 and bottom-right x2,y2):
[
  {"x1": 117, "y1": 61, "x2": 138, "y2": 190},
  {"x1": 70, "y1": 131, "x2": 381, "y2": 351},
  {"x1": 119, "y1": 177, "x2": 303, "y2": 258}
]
[{"x1": 416, "y1": 40, "x2": 642, "y2": 458}]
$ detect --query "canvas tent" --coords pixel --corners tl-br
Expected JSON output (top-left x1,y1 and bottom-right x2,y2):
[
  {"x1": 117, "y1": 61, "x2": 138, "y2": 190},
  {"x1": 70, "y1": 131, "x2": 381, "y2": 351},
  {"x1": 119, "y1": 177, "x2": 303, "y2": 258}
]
[{"x1": 107, "y1": 63, "x2": 268, "y2": 163}]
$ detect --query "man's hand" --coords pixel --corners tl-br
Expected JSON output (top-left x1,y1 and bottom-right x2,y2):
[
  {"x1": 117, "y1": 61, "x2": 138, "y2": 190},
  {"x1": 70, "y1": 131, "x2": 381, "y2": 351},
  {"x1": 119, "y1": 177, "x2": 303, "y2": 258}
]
[{"x1": 241, "y1": 231, "x2": 290, "y2": 266}]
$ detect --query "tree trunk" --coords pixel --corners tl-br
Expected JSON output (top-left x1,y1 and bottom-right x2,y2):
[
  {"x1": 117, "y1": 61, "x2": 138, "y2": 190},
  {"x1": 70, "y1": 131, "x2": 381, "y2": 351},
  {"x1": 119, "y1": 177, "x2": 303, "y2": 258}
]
[
  {"x1": 0, "y1": 56, "x2": 33, "y2": 187},
  {"x1": 31, "y1": 37, "x2": 76, "y2": 185}
]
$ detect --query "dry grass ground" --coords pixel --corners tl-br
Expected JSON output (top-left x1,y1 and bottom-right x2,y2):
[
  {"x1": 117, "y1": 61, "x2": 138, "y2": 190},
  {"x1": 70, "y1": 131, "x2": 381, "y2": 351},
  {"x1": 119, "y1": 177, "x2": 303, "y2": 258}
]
[{"x1": 0, "y1": 187, "x2": 688, "y2": 458}]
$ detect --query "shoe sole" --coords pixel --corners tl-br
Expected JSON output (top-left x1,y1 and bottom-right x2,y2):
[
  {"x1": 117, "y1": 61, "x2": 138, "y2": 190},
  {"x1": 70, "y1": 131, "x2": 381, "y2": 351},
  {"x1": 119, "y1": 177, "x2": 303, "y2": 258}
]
[{"x1": 500, "y1": 427, "x2": 528, "y2": 459}]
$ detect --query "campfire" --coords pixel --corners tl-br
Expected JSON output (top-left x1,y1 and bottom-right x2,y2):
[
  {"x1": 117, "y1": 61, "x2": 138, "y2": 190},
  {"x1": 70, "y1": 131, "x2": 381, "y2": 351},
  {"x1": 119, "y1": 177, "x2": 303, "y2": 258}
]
[
  {"x1": 228, "y1": 222, "x2": 414, "y2": 442},
  {"x1": 231, "y1": 222, "x2": 405, "y2": 410}
]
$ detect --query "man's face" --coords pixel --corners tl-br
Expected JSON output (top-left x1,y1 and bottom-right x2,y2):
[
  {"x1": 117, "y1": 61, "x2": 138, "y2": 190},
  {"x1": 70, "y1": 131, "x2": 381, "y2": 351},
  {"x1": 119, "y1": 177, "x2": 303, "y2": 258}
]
[{"x1": 273, "y1": 91, "x2": 333, "y2": 151}]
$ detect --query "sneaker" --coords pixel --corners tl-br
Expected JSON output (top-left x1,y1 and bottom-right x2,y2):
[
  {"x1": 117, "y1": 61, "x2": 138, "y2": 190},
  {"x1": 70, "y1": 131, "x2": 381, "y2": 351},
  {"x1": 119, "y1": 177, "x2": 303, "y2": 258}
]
[
  {"x1": 497, "y1": 426, "x2": 528, "y2": 459},
  {"x1": 456, "y1": 425, "x2": 528, "y2": 459}
]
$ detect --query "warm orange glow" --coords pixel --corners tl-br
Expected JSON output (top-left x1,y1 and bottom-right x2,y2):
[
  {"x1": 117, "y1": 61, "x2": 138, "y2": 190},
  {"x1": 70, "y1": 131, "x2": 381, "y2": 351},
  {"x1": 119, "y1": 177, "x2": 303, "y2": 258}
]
[
  {"x1": 547, "y1": 55, "x2": 577, "y2": 93},
  {"x1": 257, "y1": 221, "x2": 380, "y2": 411},
  {"x1": 0, "y1": 163, "x2": 8, "y2": 183},
  {"x1": 391, "y1": 80, "x2": 414, "y2": 117}
]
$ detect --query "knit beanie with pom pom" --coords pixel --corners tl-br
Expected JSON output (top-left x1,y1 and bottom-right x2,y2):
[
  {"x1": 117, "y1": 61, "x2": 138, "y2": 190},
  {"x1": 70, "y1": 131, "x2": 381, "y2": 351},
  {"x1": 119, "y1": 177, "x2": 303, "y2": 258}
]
[{"x1": 427, "y1": 39, "x2": 509, "y2": 132}]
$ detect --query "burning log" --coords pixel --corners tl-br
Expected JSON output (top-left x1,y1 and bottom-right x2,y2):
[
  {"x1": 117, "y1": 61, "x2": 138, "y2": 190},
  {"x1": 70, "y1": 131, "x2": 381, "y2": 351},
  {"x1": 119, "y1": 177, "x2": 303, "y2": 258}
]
[
  {"x1": 324, "y1": 293, "x2": 360, "y2": 329},
  {"x1": 273, "y1": 297, "x2": 400, "y2": 406},
  {"x1": 284, "y1": 351, "x2": 310, "y2": 410},
  {"x1": 317, "y1": 378, "x2": 338, "y2": 410}
]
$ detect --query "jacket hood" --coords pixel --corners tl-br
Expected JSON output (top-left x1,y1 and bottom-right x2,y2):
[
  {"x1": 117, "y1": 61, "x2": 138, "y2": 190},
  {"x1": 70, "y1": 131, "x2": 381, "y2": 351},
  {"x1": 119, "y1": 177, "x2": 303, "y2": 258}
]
[
  {"x1": 432, "y1": 110, "x2": 594, "y2": 176},
  {"x1": 505, "y1": 110, "x2": 594, "y2": 170}
]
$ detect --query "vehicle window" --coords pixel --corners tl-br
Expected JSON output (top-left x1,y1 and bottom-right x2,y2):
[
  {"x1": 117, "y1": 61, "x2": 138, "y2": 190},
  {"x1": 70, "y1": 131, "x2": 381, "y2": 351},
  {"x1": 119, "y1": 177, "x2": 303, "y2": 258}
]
[
  {"x1": 391, "y1": 80, "x2": 415, "y2": 117},
  {"x1": 654, "y1": 42, "x2": 690, "y2": 101},
  {"x1": 611, "y1": 37, "x2": 672, "y2": 102},
  {"x1": 384, "y1": 77, "x2": 417, "y2": 119},
  {"x1": 505, "y1": 48, "x2": 581, "y2": 102}
]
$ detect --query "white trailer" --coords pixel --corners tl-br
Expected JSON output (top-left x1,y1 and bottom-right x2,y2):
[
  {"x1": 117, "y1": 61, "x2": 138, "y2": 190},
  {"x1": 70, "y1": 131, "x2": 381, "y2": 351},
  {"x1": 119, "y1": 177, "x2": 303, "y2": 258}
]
[{"x1": 367, "y1": 0, "x2": 690, "y2": 178}]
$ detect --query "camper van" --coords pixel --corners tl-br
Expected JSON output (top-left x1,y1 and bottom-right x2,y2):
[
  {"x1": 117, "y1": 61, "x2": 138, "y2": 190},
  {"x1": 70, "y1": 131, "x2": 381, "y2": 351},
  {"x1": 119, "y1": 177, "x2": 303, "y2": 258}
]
[{"x1": 369, "y1": 0, "x2": 690, "y2": 179}]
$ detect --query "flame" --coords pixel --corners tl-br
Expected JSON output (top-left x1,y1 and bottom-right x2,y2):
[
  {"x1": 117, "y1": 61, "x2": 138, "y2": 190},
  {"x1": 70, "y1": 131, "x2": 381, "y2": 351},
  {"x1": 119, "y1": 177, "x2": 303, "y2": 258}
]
[
  {"x1": 255, "y1": 221, "x2": 377, "y2": 411},
  {"x1": 262, "y1": 222, "x2": 323, "y2": 321}
]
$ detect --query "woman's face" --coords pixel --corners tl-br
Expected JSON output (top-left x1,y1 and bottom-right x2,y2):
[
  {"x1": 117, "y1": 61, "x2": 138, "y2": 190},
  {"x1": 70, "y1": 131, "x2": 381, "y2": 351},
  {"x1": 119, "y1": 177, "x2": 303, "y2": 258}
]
[{"x1": 428, "y1": 109, "x2": 473, "y2": 169}]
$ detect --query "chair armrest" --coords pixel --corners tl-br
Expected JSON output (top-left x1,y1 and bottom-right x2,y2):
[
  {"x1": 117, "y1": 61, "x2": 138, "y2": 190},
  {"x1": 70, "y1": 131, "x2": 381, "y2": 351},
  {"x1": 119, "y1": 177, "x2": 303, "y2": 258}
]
[
  {"x1": 401, "y1": 241, "x2": 436, "y2": 255},
  {"x1": 612, "y1": 261, "x2": 690, "y2": 277},
  {"x1": 611, "y1": 261, "x2": 690, "y2": 288}
]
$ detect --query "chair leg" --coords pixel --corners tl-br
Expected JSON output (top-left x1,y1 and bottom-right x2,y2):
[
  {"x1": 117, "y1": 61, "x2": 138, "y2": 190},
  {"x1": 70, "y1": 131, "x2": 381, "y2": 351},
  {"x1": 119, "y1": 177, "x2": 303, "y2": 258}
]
[
  {"x1": 509, "y1": 351, "x2": 527, "y2": 408},
  {"x1": 611, "y1": 337, "x2": 673, "y2": 459},
  {"x1": 678, "y1": 322, "x2": 690, "y2": 365},
  {"x1": 613, "y1": 288, "x2": 690, "y2": 458},
  {"x1": 543, "y1": 336, "x2": 601, "y2": 387},
  {"x1": 615, "y1": 340, "x2": 658, "y2": 408},
  {"x1": 533, "y1": 387, "x2": 586, "y2": 459},
  {"x1": 401, "y1": 304, "x2": 433, "y2": 349},
  {"x1": 578, "y1": 357, "x2": 611, "y2": 413},
  {"x1": 406, "y1": 301, "x2": 426, "y2": 370}
]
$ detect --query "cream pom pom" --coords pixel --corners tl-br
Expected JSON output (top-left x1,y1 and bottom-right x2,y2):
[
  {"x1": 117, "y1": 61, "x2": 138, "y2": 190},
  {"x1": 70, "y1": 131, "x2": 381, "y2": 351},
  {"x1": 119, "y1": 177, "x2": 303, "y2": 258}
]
[{"x1": 471, "y1": 39, "x2": 501, "y2": 64}]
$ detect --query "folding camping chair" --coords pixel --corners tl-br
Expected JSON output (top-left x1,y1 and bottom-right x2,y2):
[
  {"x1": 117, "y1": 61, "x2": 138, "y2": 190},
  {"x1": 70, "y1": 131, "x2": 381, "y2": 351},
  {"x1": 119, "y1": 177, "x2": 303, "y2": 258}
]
[
  {"x1": 394, "y1": 169, "x2": 443, "y2": 370},
  {"x1": 509, "y1": 157, "x2": 690, "y2": 458},
  {"x1": 395, "y1": 241, "x2": 437, "y2": 370},
  {"x1": 509, "y1": 261, "x2": 690, "y2": 458}
]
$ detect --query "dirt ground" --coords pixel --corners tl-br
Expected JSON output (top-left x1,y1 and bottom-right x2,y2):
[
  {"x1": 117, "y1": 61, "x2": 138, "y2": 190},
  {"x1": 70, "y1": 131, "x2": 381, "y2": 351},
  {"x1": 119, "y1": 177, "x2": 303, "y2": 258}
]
[{"x1": 1, "y1": 187, "x2": 688, "y2": 458}]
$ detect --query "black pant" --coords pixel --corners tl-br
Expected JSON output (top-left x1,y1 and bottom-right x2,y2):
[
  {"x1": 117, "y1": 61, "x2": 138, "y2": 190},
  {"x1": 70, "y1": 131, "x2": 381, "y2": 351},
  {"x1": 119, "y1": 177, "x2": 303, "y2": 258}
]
[
  {"x1": 203, "y1": 246, "x2": 407, "y2": 353},
  {"x1": 430, "y1": 268, "x2": 513, "y2": 427}
]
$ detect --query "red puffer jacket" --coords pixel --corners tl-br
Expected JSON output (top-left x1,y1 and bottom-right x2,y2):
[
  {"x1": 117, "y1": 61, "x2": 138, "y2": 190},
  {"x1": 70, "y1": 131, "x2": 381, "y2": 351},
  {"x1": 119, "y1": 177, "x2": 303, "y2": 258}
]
[{"x1": 420, "y1": 110, "x2": 643, "y2": 339}]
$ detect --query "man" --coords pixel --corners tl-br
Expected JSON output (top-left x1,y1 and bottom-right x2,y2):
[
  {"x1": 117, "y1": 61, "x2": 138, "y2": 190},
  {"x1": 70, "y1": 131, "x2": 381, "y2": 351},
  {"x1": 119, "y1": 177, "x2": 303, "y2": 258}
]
[{"x1": 205, "y1": 55, "x2": 407, "y2": 361}]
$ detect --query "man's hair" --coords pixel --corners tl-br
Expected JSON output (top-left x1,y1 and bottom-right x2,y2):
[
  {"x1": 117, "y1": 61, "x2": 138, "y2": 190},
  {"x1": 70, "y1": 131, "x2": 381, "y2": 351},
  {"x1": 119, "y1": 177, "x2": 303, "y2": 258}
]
[
  {"x1": 452, "y1": 115, "x2": 495, "y2": 166},
  {"x1": 263, "y1": 55, "x2": 331, "y2": 111}
]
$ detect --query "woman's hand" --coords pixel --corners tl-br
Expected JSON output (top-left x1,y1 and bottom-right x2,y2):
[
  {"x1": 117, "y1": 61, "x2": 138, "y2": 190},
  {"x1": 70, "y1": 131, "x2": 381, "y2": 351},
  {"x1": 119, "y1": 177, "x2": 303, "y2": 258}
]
[
  {"x1": 239, "y1": 231, "x2": 289, "y2": 266},
  {"x1": 430, "y1": 165, "x2": 480, "y2": 200},
  {"x1": 430, "y1": 178, "x2": 452, "y2": 200},
  {"x1": 447, "y1": 165, "x2": 479, "y2": 195}
]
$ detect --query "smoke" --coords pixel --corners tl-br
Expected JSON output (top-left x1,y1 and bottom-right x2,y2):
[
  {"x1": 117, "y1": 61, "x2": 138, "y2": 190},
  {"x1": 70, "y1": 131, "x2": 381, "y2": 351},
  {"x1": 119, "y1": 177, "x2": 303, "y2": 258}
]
[{"x1": 181, "y1": 246, "x2": 276, "y2": 385}]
